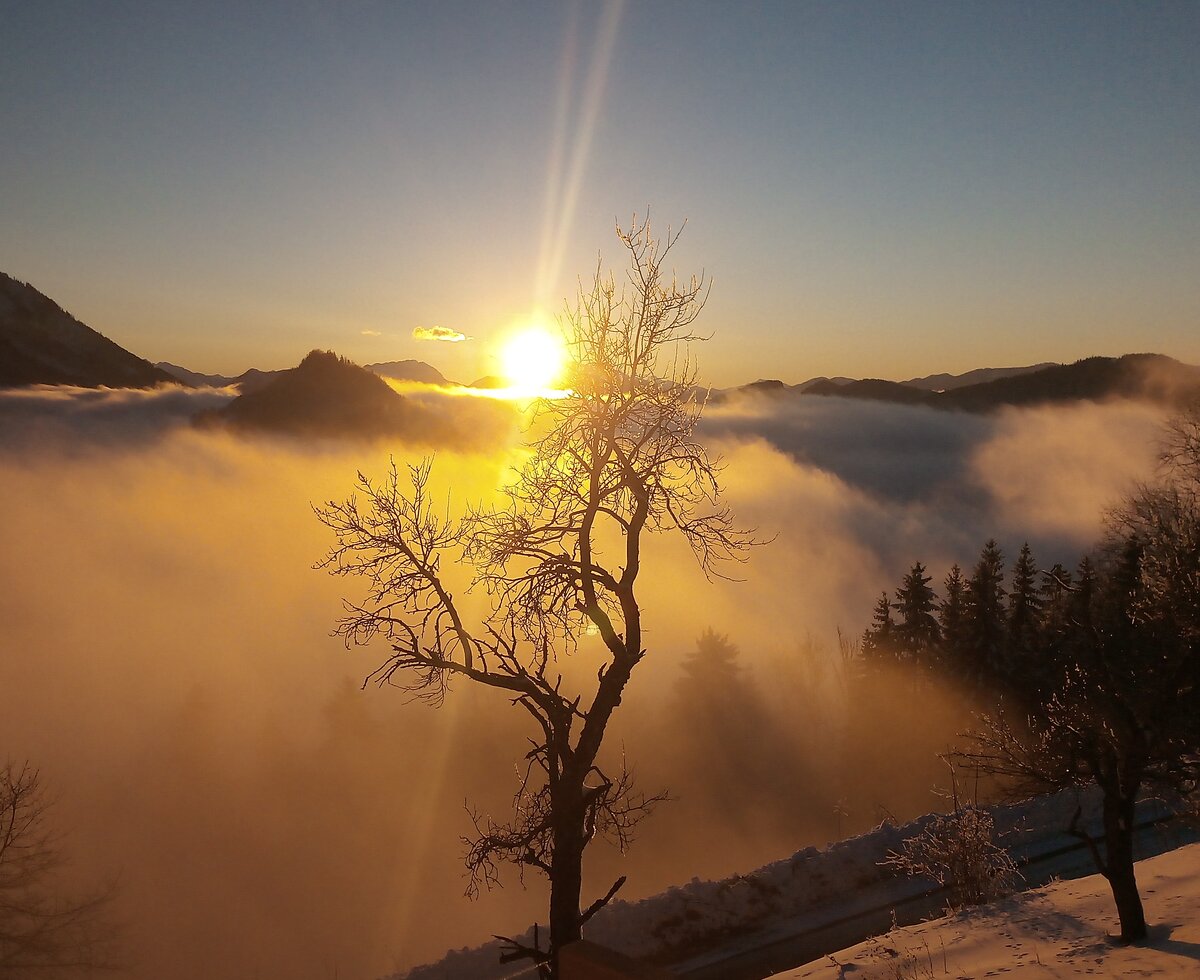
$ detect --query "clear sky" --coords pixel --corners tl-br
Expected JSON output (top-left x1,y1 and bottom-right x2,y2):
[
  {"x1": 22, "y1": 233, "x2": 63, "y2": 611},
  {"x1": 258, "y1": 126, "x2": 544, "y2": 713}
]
[{"x1": 2, "y1": 0, "x2": 1198, "y2": 386}]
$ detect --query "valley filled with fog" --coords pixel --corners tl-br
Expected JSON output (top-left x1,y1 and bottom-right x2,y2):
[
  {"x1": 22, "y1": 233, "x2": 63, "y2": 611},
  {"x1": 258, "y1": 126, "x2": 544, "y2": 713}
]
[{"x1": 0, "y1": 384, "x2": 1167, "y2": 978}]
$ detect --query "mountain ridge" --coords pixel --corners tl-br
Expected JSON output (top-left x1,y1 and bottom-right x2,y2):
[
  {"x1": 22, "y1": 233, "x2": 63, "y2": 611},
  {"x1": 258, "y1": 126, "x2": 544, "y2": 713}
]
[
  {"x1": 1, "y1": 272, "x2": 178, "y2": 388},
  {"x1": 795, "y1": 354, "x2": 1200, "y2": 412}
]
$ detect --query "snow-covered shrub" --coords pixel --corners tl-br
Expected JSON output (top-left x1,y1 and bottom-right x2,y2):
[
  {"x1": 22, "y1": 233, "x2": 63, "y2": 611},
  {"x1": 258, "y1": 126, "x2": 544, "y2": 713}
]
[{"x1": 881, "y1": 805, "x2": 1020, "y2": 908}]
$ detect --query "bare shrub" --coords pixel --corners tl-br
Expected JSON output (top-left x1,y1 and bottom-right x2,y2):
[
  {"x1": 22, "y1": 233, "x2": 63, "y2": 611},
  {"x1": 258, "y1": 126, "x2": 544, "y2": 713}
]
[{"x1": 882, "y1": 803, "x2": 1020, "y2": 909}]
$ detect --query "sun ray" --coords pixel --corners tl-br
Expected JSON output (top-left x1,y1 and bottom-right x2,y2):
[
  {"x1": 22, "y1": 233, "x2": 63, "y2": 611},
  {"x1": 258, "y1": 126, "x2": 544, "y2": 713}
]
[{"x1": 533, "y1": 1, "x2": 625, "y2": 309}]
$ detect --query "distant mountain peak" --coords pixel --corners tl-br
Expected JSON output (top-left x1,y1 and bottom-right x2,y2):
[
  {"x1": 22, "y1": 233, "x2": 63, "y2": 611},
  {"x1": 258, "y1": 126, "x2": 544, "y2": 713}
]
[
  {"x1": 365, "y1": 359, "x2": 449, "y2": 386},
  {"x1": 200, "y1": 349, "x2": 422, "y2": 439}
]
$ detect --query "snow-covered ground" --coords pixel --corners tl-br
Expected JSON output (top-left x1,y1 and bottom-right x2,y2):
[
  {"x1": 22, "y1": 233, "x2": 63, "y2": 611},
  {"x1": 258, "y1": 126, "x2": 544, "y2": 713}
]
[
  {"x1": 396, "y1": 791, "x2": 1194, "y2": 980},
  {"x1": 774, "y1": 840, "x2": 1200, "y2": 979}
]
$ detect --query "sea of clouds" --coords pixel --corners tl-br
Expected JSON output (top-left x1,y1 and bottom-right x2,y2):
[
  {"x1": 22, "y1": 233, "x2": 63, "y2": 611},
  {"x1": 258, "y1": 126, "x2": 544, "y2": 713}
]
[{"x1": 0, "y1": 383, "x2": 1167, "y2": 978}]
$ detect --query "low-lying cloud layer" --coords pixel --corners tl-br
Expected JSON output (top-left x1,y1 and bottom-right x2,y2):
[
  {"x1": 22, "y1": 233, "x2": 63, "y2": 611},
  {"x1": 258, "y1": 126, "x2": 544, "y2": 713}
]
[{"x1": 0, "y1": 386, "x2": 1169, "y2": 978}]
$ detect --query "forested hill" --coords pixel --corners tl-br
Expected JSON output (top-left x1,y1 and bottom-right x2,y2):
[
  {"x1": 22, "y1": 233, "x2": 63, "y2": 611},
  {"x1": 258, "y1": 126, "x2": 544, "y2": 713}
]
[
  {"x1": 199, "y1": 349, "x2": 422, "y2": 438},
  {"x1": 800, "y1": 354, "x2": 1200, "y2": 412},
  {"x1": 0, "y1": 271, "x2": 178, "y2": 388}
]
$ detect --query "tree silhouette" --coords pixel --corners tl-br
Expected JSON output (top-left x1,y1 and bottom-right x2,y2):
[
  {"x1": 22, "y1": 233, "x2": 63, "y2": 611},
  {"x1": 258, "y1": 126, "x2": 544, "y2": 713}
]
[
  {"x1": 0, "y1": 762, "x2": 118, "y2": 974},
  {"x1": 860, "y1": 592, "x2": 896, "y2": 665},
  {"x1": 668, "y1": 628, "x2": 794, "y2": 827},
  {"x1": 676, "y1": 628, "x2": 745, "y2": 707},
  {"x1": 964, "y1": 540, "x2": 1007, "y2": 687},
  {"x1": 1002, "y1": 542, "x2": 1044, "y2": 697},
  {"x1": 315, "y1": 218, "x2": 756, "y2": 976},
  {"x1": 937, "y1": 563, "x2": 969, "y2": 672},
  {"x1": 893, "y1": 561, "x2": 941, "y2": 670}
]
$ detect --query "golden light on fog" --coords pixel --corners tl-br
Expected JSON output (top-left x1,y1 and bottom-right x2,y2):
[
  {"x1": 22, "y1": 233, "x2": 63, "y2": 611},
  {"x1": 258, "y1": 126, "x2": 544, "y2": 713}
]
[{"x1": 499, "y1": 325, "x2": 567, "y2": 392}]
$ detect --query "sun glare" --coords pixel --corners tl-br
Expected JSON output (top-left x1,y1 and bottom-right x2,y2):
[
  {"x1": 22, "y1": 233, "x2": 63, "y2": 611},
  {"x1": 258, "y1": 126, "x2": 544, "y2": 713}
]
[{"x1": 500, "y1": 325, "x2": 568, "y2": 393}]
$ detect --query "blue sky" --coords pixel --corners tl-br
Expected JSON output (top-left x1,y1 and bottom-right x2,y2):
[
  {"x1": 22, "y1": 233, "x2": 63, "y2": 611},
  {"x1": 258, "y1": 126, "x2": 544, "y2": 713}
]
[{"x1": 2, "y1": 0, "x2": 1197, "y2": 384}]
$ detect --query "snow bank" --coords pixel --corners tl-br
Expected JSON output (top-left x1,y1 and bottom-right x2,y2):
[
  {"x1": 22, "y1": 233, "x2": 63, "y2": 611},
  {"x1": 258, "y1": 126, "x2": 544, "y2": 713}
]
[
  {"x1": 774, "y1": 839, "x2": 1200, "y2": 978},
  {"x1": 393, "y1": 789, "x2": 1189, "y2": 980}
]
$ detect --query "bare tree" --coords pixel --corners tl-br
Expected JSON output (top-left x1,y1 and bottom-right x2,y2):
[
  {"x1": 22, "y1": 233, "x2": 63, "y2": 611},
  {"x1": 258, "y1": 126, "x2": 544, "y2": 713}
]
[
  {"x1": 0, "y1": 762, "x2": 118, "y2": 975},
  {"x1": 960, "y1": 408, "x2": 1200, "y2": 943},
  {"x1": 315, "y1": 217, "x2": 757, "y2": 976}
]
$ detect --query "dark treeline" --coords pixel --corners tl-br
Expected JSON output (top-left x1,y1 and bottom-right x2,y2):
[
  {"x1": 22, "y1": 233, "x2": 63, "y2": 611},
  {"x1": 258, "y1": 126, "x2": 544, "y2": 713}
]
[{"x1": 859, "y1": 540, "x2": 1095, "y2": 705}]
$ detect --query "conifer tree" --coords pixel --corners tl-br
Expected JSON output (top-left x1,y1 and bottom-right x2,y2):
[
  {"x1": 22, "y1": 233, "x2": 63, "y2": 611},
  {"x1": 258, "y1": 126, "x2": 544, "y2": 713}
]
[
  {"x1": 965, "y1": 540, "x2": 1007, "y2": 689},
  {"x1": 861, "y1": 592, "x2": 896, "y2": 664},
  {"x1": 1004, "y1": 543, "x2": 1044, "y2": 693},
  {"x1": 677, "y1": 628, "x2": 744, "y2": 705},
  {"x1": 1033, "y1": 562, "x2": 1073, "y2": 700},
  {"x1": 892, "y1": 561, "x2": 941, "y2": 669},
  {"x1": 937, "y1": 563, "x2": 970, "y2": 673},
  {"x1": 1037, "y1": 563, "x2": 1072, "y2": 639},
  {"x1": 1069, "y1": 555, "x2": 1096, "y2": 633}
]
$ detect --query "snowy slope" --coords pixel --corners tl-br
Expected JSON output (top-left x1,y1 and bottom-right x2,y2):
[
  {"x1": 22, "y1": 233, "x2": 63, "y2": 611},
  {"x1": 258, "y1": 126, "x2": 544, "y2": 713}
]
[
  {"x1": 773, "y1": 840, "x2": 1200, "y2": 979},
  {"x1": 394, "y1": 790, "x2": 1192, "y2": 980}
]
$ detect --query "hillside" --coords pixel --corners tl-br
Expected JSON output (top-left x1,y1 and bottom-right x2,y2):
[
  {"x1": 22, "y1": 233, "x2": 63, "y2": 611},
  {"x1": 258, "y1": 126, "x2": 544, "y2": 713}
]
[
  {"x1": 202, "y1": 349, "x2": 420, "y2": 438},
  {"x1": 941, "y1": 353, "x2": 1200, "y2": 410},
  {"x1": 805, "y1": 376, "x2": 935, "y2": 406},
  {"x1": 0, "y1": 272, "x2": 177, "y2": 388},
  {"x1": 902, "y1": 363, "x2": 1056, "y2": 391},
  {"x1": 801, "y1": 354, "x2": 1200, "y2": 412}
]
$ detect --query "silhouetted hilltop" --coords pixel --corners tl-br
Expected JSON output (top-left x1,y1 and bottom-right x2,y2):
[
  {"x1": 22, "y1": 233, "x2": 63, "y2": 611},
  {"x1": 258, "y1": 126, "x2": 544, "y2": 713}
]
[
  {"x1": 365, "y1": 359, "x2": 448, "y2": 386},
  {"x1": 1, "y1": 272, "x2": 178, "y2": 388},
  {"x1": 806, "y1": 377, "x2": 935, "y2": 405},
  {"x1": 156, "y1": 362, "x2": 231, "y2": 387},
  {"x1": 156, "y1": 361, "x2": 283, "y2": 392},
  {"x1": 941, "y1": 354, "x2": 1200, "y2": 410},
  {"x1": 740, "y1": 379, "x2": 795, "y2": 397},
  {"x1": 710, "y1": 376, "x2": 854, "y2": 403},
  {"x1": 802, "y1": 354, "x2": 1200, "y2": 412},
  {"x1": 203, "y1": 350, "x2": 420, "y2": 438},
  {"x1": 469, "y1": 375, "x2": 507, "y2": 389},
  {"x1": 796, "y1": 375, "x2": 856, "y2": 391},
  {"x1": 902, "y1": 363, "x2": 1056, "y2": 391}
]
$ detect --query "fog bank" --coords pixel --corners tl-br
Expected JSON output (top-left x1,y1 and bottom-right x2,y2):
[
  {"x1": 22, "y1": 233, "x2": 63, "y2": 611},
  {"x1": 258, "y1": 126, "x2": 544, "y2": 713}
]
[{"x1": 0, "y1": 391, "x2": 1167, "y2": 977}]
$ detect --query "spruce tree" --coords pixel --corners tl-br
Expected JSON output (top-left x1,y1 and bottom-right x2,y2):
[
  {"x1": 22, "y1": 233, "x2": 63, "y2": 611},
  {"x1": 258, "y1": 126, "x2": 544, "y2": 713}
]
[
  {"x1": 861, "y1": 592, "x2": 896, "y2": 665},
  {"x1": 1004, "y1": 543, "x2": 1044, "y2": 692},
  {"x1": 1070, "y1": 555, "x2": 1096, "y2": 634},
  {"x1": 1034, "y1": 562, "x2": 1073, "y2": 698},
  {"x1": 938, "y1": 563, "x2": 970, "y2": 673},
  {"x1": 965, "y1": 539, "x2": 1007, "y2": 690},
  {"x1": 1037, "y1": 562, "x2": 1072, "y2": 639},
  {"x1": 893, "y1": 561, "x2": 941, "y2": 669}
]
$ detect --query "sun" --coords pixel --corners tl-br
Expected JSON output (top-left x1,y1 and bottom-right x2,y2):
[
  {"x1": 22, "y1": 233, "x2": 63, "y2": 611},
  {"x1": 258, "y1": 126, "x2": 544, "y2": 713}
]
[{"x1": 500, "y1": 325, "x2": 568, "y2": 392}]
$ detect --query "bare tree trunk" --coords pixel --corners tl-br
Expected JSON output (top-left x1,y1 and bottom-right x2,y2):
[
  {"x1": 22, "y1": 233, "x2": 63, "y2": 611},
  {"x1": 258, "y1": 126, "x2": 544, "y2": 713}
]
[
  {"x1": 1102, "y1": 789, "x2": 1147, "y2": 942},
  {"x1": 547, "y1": 799, "x2": 586, "y2": 978}
]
